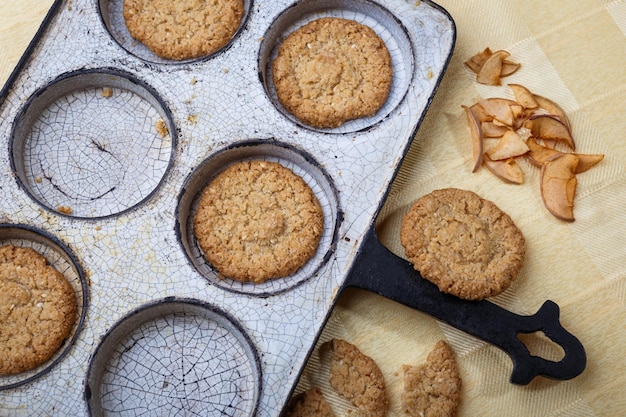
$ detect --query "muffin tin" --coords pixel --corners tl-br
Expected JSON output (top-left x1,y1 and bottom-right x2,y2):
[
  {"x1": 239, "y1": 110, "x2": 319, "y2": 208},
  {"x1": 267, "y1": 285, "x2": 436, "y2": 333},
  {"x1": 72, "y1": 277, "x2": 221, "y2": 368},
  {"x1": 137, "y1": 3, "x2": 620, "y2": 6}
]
[{"x1": 0, "y1": 0, "x2": 585, "y2": 416}]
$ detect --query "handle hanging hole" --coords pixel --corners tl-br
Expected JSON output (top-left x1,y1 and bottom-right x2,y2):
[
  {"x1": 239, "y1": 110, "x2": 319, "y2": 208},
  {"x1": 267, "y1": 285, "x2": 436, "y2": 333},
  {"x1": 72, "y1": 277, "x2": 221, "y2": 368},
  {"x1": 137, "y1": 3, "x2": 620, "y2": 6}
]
[{"x1": 517, "y1": 331, "x2": 566, "y2": 362}]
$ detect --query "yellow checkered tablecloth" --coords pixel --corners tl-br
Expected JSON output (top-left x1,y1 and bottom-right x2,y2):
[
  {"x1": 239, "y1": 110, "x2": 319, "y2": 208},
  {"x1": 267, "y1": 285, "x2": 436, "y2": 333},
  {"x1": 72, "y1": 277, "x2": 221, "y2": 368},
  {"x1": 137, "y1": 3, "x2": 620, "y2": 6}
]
[{"x1": 1, "y1": 1, "x2": 625, "y2": 416}]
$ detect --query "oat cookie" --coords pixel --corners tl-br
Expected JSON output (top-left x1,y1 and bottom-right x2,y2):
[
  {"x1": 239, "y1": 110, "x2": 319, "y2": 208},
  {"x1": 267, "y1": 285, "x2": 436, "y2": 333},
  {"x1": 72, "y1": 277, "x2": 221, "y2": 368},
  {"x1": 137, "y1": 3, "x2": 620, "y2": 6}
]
[
  {"x1": 400, "y1": 188, "x2": 525, "y2": 300},
  {"x1": 326, "y1": 339, "x2": 389, "y2": 417},
  {"x1": 272, "y1": 17, "x2": 392, "y2": 128},
  {"x1": 123, "y1": 0, "x2": 244, "y2": 60},
  {"x1": 401, "y1": 340, "x2": 462, "y2": 417},
  {"x1": 285, "y1": 387, "x2": 336, "y2": 417},
  {"x1": 193, "y1": 160, "x2": 323, "y2": 283},
  {"x1": 0, "y1": 245, "x2": 77, "y2": 375}
]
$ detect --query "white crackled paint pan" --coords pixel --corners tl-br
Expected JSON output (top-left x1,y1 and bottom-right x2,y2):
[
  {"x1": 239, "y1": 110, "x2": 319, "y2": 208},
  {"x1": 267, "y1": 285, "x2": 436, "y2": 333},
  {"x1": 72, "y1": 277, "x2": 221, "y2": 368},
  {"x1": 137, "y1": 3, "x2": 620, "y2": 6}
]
[{"x1": 0, "y1": 0, "x2": 586, "y2": 416}]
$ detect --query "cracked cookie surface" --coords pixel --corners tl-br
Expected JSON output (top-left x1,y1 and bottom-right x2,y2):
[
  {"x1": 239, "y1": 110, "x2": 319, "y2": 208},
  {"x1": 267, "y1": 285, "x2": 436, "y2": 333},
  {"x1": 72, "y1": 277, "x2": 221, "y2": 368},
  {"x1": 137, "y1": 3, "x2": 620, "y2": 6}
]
[
  {"x1": 193, "y1": 160, "x2": 323, "y2": 283},
  {"x1": 0, "y1": 245, "x2": 76, "y2": 375},
  {"x1": 272, "y1": 17, "x2": 392, "y2": 128},
  {"x1": 400, "y1": 188, "x2": 525, "y2": 300}
]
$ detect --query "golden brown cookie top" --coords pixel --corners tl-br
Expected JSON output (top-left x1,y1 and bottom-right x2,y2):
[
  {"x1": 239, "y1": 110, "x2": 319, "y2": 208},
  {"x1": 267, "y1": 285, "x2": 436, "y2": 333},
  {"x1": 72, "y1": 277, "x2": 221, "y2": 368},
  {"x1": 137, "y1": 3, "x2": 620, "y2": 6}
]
[
  {"x1": 400, "y1": 188, "x2": 525, "y2": 300},
  {"x1": 123, "y1": 0, "x2": 244, "y2": 60},
  {"x1": 272, "y1": 17, "x2": 392, "y2": 128},
  {"x1": 285, "y1": 387, "x2": 336, "y2": 417},
  {"x1": 0, "y1": 245, "x2": 77, "y2": 376},
  {"x1": 326, "y1": 339, "x2": 389, "y2": 417},
  {"x1": 193, "y1": 160, "x2": 323, "y2": 283},
  {"x1": 401, "y1": 340, "x2": 462, "y2": 417}
]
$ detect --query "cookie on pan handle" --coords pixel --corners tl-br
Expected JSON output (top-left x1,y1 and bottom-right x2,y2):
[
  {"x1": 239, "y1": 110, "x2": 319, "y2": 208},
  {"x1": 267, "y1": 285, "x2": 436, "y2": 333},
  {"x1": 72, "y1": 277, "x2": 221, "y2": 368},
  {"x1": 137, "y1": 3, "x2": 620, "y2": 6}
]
[{"x1": 343, "y1": 227, "x2": 586, "y2": 385}]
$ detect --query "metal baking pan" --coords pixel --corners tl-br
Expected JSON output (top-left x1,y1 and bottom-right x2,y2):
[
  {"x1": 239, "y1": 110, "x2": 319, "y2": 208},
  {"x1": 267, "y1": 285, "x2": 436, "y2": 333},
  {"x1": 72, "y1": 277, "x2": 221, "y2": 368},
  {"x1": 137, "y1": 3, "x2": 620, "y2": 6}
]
[{"x1": 0, "y1": 0, "x2": 585, "y2": 415}]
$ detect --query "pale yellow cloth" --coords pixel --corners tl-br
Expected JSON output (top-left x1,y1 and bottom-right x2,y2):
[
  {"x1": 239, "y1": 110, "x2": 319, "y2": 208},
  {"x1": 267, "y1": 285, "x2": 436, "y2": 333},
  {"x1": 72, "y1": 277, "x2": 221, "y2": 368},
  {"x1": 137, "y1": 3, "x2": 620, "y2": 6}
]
[{"x1": 1, "y1": 1, "x2": 624, "y2": 416}]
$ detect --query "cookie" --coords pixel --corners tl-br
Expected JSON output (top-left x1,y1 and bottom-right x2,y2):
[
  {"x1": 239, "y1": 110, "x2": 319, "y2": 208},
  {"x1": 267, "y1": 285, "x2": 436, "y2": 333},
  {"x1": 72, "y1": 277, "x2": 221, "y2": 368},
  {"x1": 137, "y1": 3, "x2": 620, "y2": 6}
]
[
  {"x1": 285, "y1": 388, "x2": 335, "y2": 417},
  {"x1": 400, "y1": 188, "x2": 525, "y2": 300},
  {"x1": 0, "y1": 245, "x2": 77, "y2": 376},
  {"x1": 326, "y1": 339, "x2": 388, "y2": 417},
  {"x1": 272, "y1": 17, "x2": 392, "y2": 128},
  {"x1": 193, "y1": 160, "x2": 323, "y2": 283},
  {"x1": 401, "y1": 340, "x2": 462, "y2": 417},
  {"x1": 123, "y1": 0, "x2": 244, "y2": 60}
]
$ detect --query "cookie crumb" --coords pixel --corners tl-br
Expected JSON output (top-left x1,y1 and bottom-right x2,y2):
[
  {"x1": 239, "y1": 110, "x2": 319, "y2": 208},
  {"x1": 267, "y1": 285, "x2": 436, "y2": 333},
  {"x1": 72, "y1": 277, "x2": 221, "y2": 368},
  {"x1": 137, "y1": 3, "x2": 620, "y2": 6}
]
[
  {"x1": 57, "y1": 205, "x2": 73, "y2": 215},
  {"x1": 155, "y1": 119, "x2": 169, "y2": 137},
  {"x1": 101, "y1": 87, "x2": 113, "y2": 98}
]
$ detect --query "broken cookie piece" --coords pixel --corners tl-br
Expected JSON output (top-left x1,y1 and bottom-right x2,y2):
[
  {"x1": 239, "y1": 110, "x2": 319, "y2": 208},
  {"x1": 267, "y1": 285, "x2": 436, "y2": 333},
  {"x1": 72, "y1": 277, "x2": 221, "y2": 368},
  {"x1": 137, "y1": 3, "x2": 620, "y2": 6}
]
[
  {"x1": 401, "y1": 340, "x2": 462, "y2": 417},
  {"x1": 285, "y1": 387, "x2": 335, "y2": 417},
  {"x1": 326, "y1": 339, "x2": 389, "y2": 417}
]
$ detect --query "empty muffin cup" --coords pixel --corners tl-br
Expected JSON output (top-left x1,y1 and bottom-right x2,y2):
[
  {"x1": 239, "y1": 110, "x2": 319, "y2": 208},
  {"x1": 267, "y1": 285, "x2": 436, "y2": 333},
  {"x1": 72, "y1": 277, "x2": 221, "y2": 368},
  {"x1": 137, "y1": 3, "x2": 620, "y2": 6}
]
[
  {"x1": 84, "y1": 298, "x2": 261, "y2": 417},
  {"x1": 10, "y1": 69, "x2": 176, "y2": 219}
]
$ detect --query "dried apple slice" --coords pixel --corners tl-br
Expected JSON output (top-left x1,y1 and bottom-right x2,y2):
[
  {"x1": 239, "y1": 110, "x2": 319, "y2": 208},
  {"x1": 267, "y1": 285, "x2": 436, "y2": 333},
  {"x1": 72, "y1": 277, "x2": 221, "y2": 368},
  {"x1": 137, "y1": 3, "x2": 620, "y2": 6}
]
[
  {"x1": 464, "y1": 57, "x2": 482, "y2": 74},
  {"x1": 526, "y1": 137, "x2": 561, "y2": 167},
  {"x1": 532, "y1": 94, "x2": 572, "y2": 131},
  {"x1": 477, "y1": 50, "x2": 510, "y2": 85},
  {"x1": 466, "y1": 47, "x2": 520, "y2": 79},
  {"x1": 483, "y1": 154, "x2": 524, "y2": 184},
  {"x1": 470, "y1": 102, "x2": 491, "y2": 122},
  {"x1": 479, "y1": 98, "x2": 522, "y2": 127},
  {"x1": 486, "y1": 129, "x2": 529, "y2": 160},
  {"x1": 508, "y1": 84, "x2": 538, "y2": 109},
  {"x1": 500, "y1": 60, "x2": 521, "y2": 77},
  {"x1": 527, "y1": 114, "x2": 575, "y2": 150},
  {"x1": 540, "y1": 153, "x2": 579, "y2": 222},
  {"x1": 464, "y1": 47, "x2": 493, "y2": 73},
  {"x1": 463, "y1": 105, "x2": 483, "y2": 172},
  {"x1": 575, "y1": 153, "x2": 604, "y2": 174},
  {"x1": 481, "y1": 121, "x2": 508, "y2": 138}
]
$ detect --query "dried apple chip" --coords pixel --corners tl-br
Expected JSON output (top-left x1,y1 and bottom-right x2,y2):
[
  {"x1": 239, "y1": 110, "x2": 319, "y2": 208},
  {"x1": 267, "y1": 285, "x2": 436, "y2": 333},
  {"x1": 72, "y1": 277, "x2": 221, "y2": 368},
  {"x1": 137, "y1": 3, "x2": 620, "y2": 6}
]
[
  {"x1": 483, "y1": 155, "x2": 524, "y2": 184},
  {"x1": 532, "y1": 94, "x2": 572, "y2": 131},
  {"x1": 477, "y1": 50, "x2": 510, "y2": 85},
  {"x1": 481, "y1": 121, "x2": 509, "y2": 138},
  {"x1": 575, "y1": 153, "x2": 604, "y2": 174},
  {"x1": 540, "y1": 153, "x2": 579, "y2": 222},
  {"x1": 527, "y1": 114, "x2": 575, "y2": 150},
  {"x1": 478, "y1": 98, "x2": 521, "y2": 127},
  {"x1": 500, "y1": 60, "x2": 521, "y2": 77},
  {"x1": 527, "y1": 137, "x2": 561, "y2": 167},
  {"x1": 486, "y1": 129, "x2": 529, "y2": 161},
  {"x1": 464, "y1": 47, "x2": 493, "y2": 73},
  {"x1": 465, "y1": 47, "x2": 520, "y2": 81},
  {"x1": 508, "y1": 84, "x2": 538, "y2": 109},
  {"x1": 462, "y1": 105, "x2": 484, "y2": 173}
]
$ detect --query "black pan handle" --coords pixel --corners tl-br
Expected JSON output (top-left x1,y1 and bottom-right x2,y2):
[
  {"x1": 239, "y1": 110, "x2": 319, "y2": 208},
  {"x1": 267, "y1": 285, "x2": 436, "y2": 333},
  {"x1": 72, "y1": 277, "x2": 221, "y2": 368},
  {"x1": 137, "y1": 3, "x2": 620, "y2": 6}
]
[{"x1": 343, "y1": 227, "x2": 586, "y2": 385}]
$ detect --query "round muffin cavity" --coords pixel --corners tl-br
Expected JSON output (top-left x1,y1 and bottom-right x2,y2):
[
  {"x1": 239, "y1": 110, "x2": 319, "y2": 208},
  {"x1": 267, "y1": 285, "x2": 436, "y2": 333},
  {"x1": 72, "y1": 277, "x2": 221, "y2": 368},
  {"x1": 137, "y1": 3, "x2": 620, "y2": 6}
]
[
  {"x1": 0, "y1": 245, "x2": 77, "y2": 375},
  {"x1": 193, "y1": 160, "x2": 324, "y2": 283},
  {"x1": 123, "y1": 0, "x2": 244, "y2": 60},
  {"x1": 400, "y1": 188, "x2": 526, "y2": 300},
  {"x1": 272, "y1": 17, "x2": 392, "y2": 128}
]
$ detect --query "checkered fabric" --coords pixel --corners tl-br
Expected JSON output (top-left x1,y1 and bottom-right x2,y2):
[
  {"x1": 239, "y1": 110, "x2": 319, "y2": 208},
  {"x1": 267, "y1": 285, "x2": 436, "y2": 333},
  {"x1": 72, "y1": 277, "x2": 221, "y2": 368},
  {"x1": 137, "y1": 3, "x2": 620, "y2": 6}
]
[
  {"x1": 1, "y1": 1, "x2": 624, "y2": 416},
  {"x1": 294, "y1": 1, "x2": 626, "y2": 416}
]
